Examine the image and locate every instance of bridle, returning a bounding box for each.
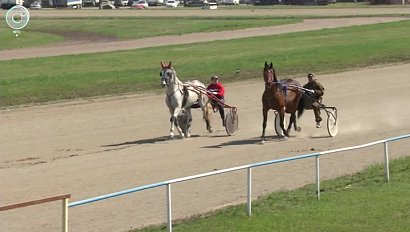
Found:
[264,67,275,87]
[160,67,174,87]
[160,67,184,99]
[264,67,288,100]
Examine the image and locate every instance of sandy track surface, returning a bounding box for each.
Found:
[1,63,410,232]
[0,17,406,61]
[1,10,409,231]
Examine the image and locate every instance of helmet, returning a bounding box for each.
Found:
[211,75,219,80]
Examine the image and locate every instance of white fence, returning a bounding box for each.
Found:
[68,134,410,232]
[1,134,409,232]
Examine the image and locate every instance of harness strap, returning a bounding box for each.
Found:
[271,81,288,103]
[181,86,189,108]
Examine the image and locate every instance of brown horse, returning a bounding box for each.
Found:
[261,62,305,142]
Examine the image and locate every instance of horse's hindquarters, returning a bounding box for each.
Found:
[302,94,315,110]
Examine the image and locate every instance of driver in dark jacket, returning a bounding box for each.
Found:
[303,73,325,128]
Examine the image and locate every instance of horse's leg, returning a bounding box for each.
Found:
[286,113,293,135]
[261,106,268,143]
[170,108,184,138]
[292,112,301,132]
[169,108,176,138]
[287,113,298,134]
[169,115,176,138]
[174,109,185,138]
[185,108,192,138]
[279,108,289,137]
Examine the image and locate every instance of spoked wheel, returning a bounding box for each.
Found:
[274,111,286,137]
[225,108,239,136]
[326,108,338,137]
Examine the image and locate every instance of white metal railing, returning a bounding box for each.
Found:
[66,134,410,232]
[4,135,407,232]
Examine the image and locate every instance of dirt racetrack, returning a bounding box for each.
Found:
[0,17,406,61]
[1,9,410,232]
[1,62,410,232]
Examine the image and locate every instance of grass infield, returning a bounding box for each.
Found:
[0,20,409,107]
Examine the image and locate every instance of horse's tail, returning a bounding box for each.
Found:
[297,94,305,119]
[200,92,210,120]
[204,102,213,120]
[201,96,213,132]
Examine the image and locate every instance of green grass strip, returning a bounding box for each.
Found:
[0,17,300,50]
[26,17,301,40]
[0,30,63,50]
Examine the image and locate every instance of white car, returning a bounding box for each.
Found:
[165,0,177,7]
[132,0,148,8]
[29,1,42,9]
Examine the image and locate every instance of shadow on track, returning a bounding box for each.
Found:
[102,135,201,147]
[202,136,287,149]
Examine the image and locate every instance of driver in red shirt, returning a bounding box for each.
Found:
[207,75,225,126]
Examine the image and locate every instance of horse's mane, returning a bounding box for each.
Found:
[171,68,177,77]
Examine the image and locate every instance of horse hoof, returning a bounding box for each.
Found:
[186,133,191,138]
[260,140,265,145]
[169,132,175,138]
[296,127,302,132]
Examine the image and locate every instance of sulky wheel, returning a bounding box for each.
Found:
[225,108,239,136]
[327,110,338,137]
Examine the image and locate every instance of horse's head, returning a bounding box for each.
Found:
[263,62,276,86]
[160,61,176,87]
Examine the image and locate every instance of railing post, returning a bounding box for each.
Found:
[62,197,69,232]
[315,155,320,200]
[384,142,390,182]
[247,167,252,217]
[166,184,172,232]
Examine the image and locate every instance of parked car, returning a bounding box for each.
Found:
[202,1,217,9]
[100,0,115,8]
[147,0,164,5]
[132,0,148,8]
[114,0,128,6]
[165,0,177,7]
[29,1,42,9]
[224,0,239,4]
